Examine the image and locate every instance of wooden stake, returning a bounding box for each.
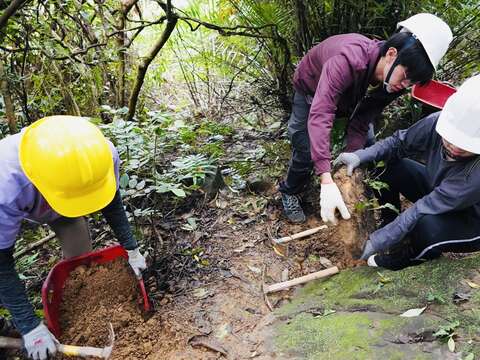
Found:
[272,225,328,245]
[263,266,339,294]
[261,265,273,311]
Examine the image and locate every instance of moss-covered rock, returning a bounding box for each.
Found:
[272,255,480,359]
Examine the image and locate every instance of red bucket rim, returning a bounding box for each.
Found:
[411,80,456,110]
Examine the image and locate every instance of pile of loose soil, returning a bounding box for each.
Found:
[57,258,160,359]
[272,167,376,271]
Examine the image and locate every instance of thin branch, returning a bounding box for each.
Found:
[14,233,56,259]
[179,15,277,39]
[220,43,264,110]
[127,0,177,121]
[0,0,27,30]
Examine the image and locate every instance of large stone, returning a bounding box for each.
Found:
[270,255,480,359]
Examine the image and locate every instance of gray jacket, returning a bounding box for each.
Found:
[355,112,480,251]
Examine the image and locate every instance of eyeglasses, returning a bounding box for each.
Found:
[400,68,412,88]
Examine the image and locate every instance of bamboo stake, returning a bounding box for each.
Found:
[272,225,328,245]
[263,266,339,294]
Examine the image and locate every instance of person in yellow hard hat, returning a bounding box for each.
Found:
[0,116,147,360]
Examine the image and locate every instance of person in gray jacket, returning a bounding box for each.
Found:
[334,74,480,270]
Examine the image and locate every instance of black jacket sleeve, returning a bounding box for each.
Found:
[101,190,138,250]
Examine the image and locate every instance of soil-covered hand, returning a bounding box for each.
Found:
[333,152,360,176]
[23,323,58,360]
[127,248,147,277]
[319,182,351,224]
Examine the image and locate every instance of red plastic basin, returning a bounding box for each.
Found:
[41,244,151,337]
[411,80,456,110]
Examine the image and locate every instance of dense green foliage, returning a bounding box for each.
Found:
[0,0,478,222]
[0,1,478,133]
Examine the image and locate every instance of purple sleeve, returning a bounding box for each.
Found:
[345,112,371,152]
[0,207,23,249]
[308,55,354,175]
[107,140,121,189]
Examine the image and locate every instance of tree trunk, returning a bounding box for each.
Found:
[127,11,177,121]
[0,0,25,29]
[294,0,311,56]
[115,14,127,107]
[0,60,17,133]
[115,0,140,108]
[51,62,81,116]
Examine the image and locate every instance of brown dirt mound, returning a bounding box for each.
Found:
[57,259,159,359]
[273,167,376,270]
[333,167,376,260]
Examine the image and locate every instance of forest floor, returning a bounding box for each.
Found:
[6,108,480,359]
[38,179,480,359]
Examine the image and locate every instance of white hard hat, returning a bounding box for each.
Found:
[397,13,453,70]
[436,75,480,154]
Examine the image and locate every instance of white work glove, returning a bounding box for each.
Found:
[320,182,351,224]
[127,248,147,277]
[333,152,361,176]
[23,323,58,360]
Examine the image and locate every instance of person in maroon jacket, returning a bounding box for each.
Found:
[279,13,453,224]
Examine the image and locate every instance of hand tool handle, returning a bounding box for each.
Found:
[0,336,22,349]
[58,343,110,357]
[0,336,110,358]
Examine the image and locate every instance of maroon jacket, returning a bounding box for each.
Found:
[293,33,403,174]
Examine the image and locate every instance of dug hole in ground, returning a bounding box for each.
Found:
[47,167,375,359]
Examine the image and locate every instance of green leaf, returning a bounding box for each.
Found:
[119,173,129,189]
[128,178,138,189]
[381,203,399,214]
[434,329,449,337]
[136,180,146,190]
[171,188,186,197]
[355,201,367,212]
[426,292,446,304]
[322,309,336,317]
[464,353,474,360]
[368,180,389,192]
[377,272,392,284]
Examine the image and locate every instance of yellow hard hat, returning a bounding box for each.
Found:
[19,116,116,217]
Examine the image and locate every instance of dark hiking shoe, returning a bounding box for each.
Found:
[281,193,306,223]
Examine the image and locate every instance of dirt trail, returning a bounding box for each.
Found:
[51,169,369,359]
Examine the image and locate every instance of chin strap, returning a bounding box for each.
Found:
[383,35,417,92]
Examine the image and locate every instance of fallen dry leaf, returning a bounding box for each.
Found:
[466,280,480,289]
[400,306,427,317]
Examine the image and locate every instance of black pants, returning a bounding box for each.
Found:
[279,92,313,194]
[279,92,375,195]
[375,158,480,270]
